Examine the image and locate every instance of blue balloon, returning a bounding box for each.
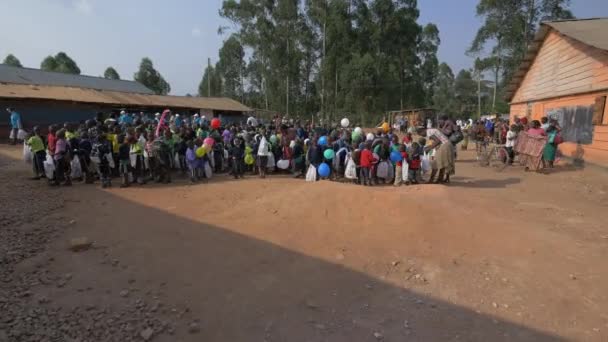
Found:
[318,163,331,178]
[390,150,403,163]
[318,136,328,146]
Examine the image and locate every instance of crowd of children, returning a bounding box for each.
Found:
[23,110,443,188]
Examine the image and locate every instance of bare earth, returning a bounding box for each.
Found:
[1,145,607,342]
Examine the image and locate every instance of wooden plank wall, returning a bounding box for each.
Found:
[512,30,608,104]
[509,91,608,167]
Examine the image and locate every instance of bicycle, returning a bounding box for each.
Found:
[478,142,510,171]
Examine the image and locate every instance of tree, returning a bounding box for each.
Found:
[469,0,574,94]
[2,54,22,67]
[198,64,223,97]
[217,35,246,100]
[432,63,456,116]
[219,0,439,123]
[454,69,478,115]
[40,52,81,74]
[133,58,171,95]
[103,67,120,80]
[418,24,441,107]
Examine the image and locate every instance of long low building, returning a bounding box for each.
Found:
[0,64,251,135]
[507,18,608,167]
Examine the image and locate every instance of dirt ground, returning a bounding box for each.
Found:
[1,145,607,342]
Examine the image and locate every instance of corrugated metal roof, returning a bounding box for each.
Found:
[0,64,154,94]
[0,83,251,112]
[505,18,608,102]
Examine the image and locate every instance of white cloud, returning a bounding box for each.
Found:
[191,27,201,37]
[73,0,93,15]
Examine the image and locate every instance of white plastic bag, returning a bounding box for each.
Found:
[401,159,409,181]
[376,161,389,179]
[223,149,229,160]
[204,161,213,178]
[305,165,317,182]
[43,154,55,179]
[421,152,431,173]
[267,153,275,169]
[23,143,32,164]
[17,129,27,140]
[70,157,82,178]
[130,154,138,168]
[105,153,115,169]
[345,155,357,180]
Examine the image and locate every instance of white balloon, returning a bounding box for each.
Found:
[355,127,363,135]
[366,133,375,141]
[341,118,350,128]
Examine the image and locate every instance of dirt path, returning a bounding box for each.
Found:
[1,145,607,341]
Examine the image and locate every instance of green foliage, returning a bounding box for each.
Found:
[198,64,223,97]
[40,52,81,74]
[218,0,441,122]
[103,67,120,80]
[217,35,246,99]
[469,0,574,106]
[133,58,171,95]
[2,54,22,67]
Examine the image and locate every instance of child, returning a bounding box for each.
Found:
[407,142,422,184]
[27,126,46,180]
[230,137,245,179]
[92,133,112,188]
[130,133,146,185]
[186,140,199,182]
[145,132,156,181]
[360,141,374,186]
[118,135,131,188]
[393,144,408,187]
[505,124,518,165]
[53,129,71,186]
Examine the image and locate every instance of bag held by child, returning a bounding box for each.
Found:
[23,143,32,164]
[305,165,317,182]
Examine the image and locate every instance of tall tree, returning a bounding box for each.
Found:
[2,54,22,67]
[133,58,171,95]
[454,69,478,116]
[103,67,120,80]
[198,64,223,97]
[418,23,441,107]
[432,63,456,116]
[40,52,81,74]
[217,35,246,100]
[469,0,574,91]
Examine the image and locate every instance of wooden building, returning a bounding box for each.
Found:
[0,65,251,137]
[506,18,608,167]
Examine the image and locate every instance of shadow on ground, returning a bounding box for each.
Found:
[1,149,563,341]
[57,184,560,341]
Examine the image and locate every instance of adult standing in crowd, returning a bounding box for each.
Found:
[7,107,22,145]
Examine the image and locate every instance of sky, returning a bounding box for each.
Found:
[1,0,608,95]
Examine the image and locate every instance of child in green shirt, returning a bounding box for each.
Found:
[26,126,46,180]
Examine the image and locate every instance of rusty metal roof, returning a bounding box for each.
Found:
[0,64,154,94]
[0,83,251,112]
[505,18,608,102]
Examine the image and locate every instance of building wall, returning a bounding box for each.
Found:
[509,29,608,167]
[510,91,608,167]
[511,30,608,104]
[0,99,111,138]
